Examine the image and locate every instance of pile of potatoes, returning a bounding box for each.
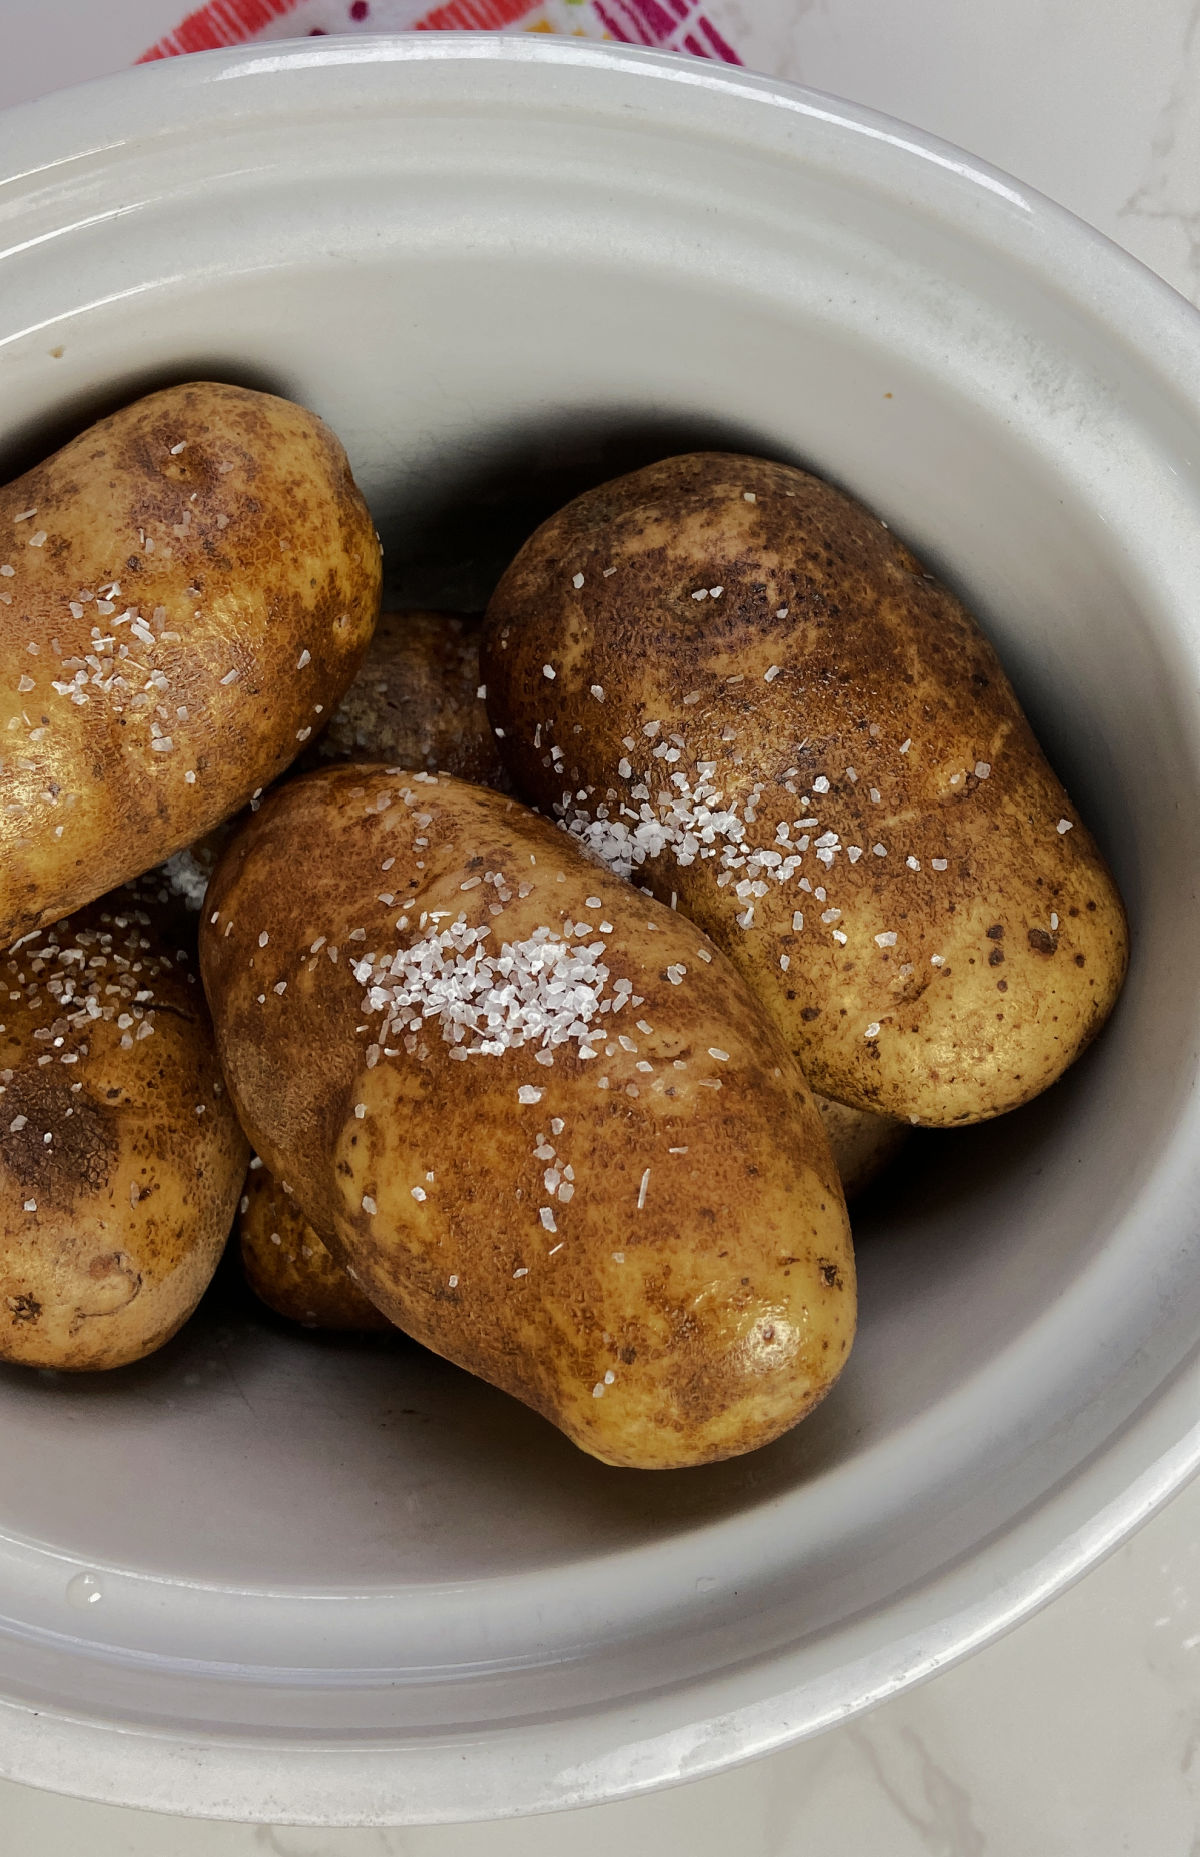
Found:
[0,384,1127,1469]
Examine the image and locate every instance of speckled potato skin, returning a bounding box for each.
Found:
[0,885,248,1369]
[307,610,510,789]
[0,381,382,949]
[481,452,1129,1125]
[247,607,507,1331]
[815,1096,908,1201]
[200,766,854,1470]
[239,1162,392,1331]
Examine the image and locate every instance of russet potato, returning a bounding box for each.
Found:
[245,608,508,1327]
[238,607,899,1325]
[200,766,854,1469]
[0,882,247,1369]
[238,1159,391,1332]
[815,1096,908,1201]
[308,609,509,789]
[0,381,381,948]
[481,452,1128,1126]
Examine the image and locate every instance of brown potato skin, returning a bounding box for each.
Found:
[0,884,247,1369]
[200,767,854,1469]
[481,452,1129,1126]
[239,1162,392,1331]
[251,609,507,1329]
[178,610,507,1330]
[307,610,510,789]
[815,1095,908,1201]
[0,382,382,949]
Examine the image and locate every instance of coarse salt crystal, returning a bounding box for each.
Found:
[542,664,556,680]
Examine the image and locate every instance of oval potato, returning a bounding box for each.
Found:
[239,1160,392,1331]
[815,1096,908,1201]
[309,614,902,1207]
[481,451,1128,1125]
[0,883,247,1369]
[168,612,509,1331]
[229,609,507,1328]
[308,609,509,789]
[200,766,854,1469]
[0,381,381,947]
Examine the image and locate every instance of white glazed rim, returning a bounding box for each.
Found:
[1,33,1200,1825]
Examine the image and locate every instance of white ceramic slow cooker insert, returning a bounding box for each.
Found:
[0,34,1199,1826]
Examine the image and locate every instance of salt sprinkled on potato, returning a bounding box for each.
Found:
[481,452,1128,1126]
[0,381,381,949]
[0,880,247,1369]
[200,767,854,1469]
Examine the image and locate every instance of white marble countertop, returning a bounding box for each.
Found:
[2,2,1200,1849]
